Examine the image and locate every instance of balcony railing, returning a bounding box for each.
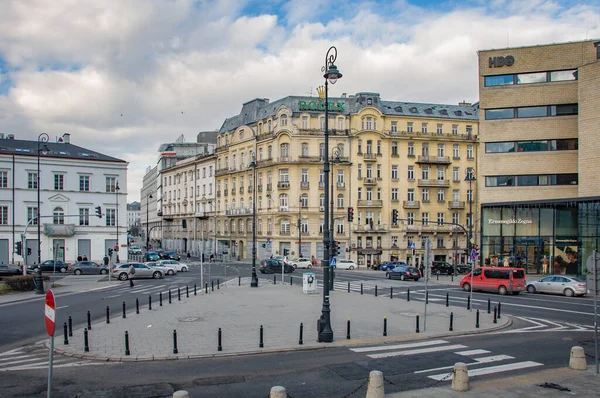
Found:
[448,201,466,209]
[231,189,236,195]
[279,231,291,236]
[357,200,383,207]
[216,191,221,197]
[278,156,291,163]
[247,186,253,193]
[363,153,377,161]
[418,179,450,188]
[301,181,310,189]
[336,182,345,189]
[267,183,273,191]
[353,223,388,233]
[277,181,290,189]
[403,200,421,209]
[239,187,244,194]
[215,168,229,177]
[416,155,452,164]
[363,177,377,185]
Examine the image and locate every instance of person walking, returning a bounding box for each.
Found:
[128,263,135,287]
[77,254,82,262]
[103,255,109,266]
[187,252,191,262]
[82,255,88,261]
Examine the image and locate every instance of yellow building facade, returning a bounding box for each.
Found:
[214,93,479,267]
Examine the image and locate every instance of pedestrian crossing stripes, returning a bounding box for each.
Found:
[492,316,594,334]
[349,339,544,381]
[0,344,110,372]
[100,281,223,298]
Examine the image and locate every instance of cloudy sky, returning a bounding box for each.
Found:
[0,0,598,201]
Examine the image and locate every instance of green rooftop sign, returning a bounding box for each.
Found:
[298,101,345,112]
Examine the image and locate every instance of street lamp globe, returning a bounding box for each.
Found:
[324,64,342,84]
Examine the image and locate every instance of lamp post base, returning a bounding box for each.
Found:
[250,271,259,288]
[317,314,334,343]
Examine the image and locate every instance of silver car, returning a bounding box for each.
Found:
[113,263,163,280]
[527,276,587,297]
[145,261,175,276]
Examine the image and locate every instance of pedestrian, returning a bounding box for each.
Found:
[103,255,109,266]
[83,255,88,261]
[504,257,510,267]
[419,262,425,277]
[209,254,214,262]
[187,252,191,261]
[77,254,82,262]
[128,263,135,287]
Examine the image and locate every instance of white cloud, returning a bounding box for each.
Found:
[0,0,598,201]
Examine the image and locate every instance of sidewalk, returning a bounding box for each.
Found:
[387,367,600,397]
[52,278,508,361]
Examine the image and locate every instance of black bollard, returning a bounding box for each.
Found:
[493,306,497,324]
[173,330,178,354]
[348,282,350,293]
[467,296,471,310]
[106,306,110,324]
[487,298,491,314]
[84,328,89,352]
[437,273,439,281]
[375,285,378,297]
[205,282,208,294]
[63,322,69,345]
[259,325,264,348]
[218,328,222,351]
[178,287,181,301]
[299,323,303,345]
[212,281,214,291]
[449,312,454,331]
[290,276,293,286]
[451,274,454,282]
[498,302,502,319]
[160,292,163,306]
[217,279,220,289]
[168,289,172,304]
[149,295,152,310]
[87,310,91,330]
[476,309,480,328]
[239,276,241,286]
[416,314,420,333]
[383,316,388,336]
[125,331,130,356]
[122,301,126,318]
[446,293,449,307]
[426,291,429,304]
[361,283,363,295]
[273,275,276,285]
[68,316,73,337]
[186,286,189,298]
[346,318,351,339]
[136,298,140,314]
[390,286,393,299]
[407,288,410,302]
[194,284,197,295]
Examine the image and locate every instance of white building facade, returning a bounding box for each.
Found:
[0,134,128,265]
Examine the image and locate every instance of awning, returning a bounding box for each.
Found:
[43,224,76,237]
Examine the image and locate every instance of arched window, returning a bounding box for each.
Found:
[337,194,344,208]
[224,221,228,233]
[279,194,289,211]
[224,200,229,211]
[231,220,236,233]
[280,143,290,158]
[239,130,244,140]
[258,196,262,209]
[280,114,288,126]
[53,207,65,225]
[268,145,272,159]
[239,219,244,233]
[259,148,263,161]
[300,193,308,207]
[280,219,290,234]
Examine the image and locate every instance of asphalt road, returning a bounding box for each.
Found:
[0,324,597,397]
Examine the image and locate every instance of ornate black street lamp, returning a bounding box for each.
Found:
[317,46,342,343]
[36,133,49,267]
[329,147,342,290]
[250,150,259,288]
[146,192,153,250]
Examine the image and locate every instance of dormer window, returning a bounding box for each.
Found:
[367,98,372,105]
[280,114,288,126]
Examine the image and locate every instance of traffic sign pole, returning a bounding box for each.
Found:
[45,290,56,398]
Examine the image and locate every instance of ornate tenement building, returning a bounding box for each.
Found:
[214,92,479,267]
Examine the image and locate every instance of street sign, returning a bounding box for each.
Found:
[409,242,415,249]
[471,249,477,261]
[45,290,56,337]
[329,257,337,268]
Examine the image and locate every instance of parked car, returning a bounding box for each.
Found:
[128,246,142,255]
[0,264,34,277]
[386,265,421,281]
[156,260,189,272]
[456,264,472,274]
[259,259,294,274]
[113,263,163,280]
[527,276,587,297]
[334,259,357,270]
[381,261,406,272]
[28,260,70,273]
[143,252,160,262]
[272,255,292,265]
[68,261,109,275]
[156,249,166,259]
[431,261,454,275]
[164,251,181,261]
[145,261,174,276]
[289,258,312,269]
[460,267,526,295]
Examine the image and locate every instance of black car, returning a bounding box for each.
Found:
[28,260,70,273]
[386,265,421,281]
[456,264,472,274]
[259,259,294,274]
[165,251,181,261]
[430,261,454,275]
[0,264,33,277]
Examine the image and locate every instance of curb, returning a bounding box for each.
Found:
[47,316,513,362]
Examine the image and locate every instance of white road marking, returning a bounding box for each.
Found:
[415,355,515,374]
[428,361,543,381]
[0,355,32,362]
[55,305,69,310]
[350,340,448,353]
[103,294,121,299]
[0,349,22,357]
[454,349,490,356]
[367,344,468,359]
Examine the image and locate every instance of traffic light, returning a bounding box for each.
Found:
[392,209,398,224]
[27,247,32,255]
[15,241,22,256]
[108,248,114,257]
[95,206,102,218]
[335,241,341,257]
[347,207,354,222]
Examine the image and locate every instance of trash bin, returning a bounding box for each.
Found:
[303,272,317,294]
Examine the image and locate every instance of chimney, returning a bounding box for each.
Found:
[0,133,4,139]
[61,133,70,144]
[7,134,14,140]
[458,101,472,107]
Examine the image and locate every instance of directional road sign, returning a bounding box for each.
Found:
[409,242,415,249]
[471,249,477,261]
[329,257,337,268]
[45,290,56,337]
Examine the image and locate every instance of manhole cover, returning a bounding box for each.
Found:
[179,317,202,322]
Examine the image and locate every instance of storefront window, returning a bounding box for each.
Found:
[539,208,554,236]
[502,208,515,236]
[555,207,578,236]
[482,207,501,236]
[515,208,539,236]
